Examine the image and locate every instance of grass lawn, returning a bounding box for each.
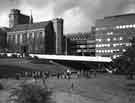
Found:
[0,58,68,77]
[0,58,135,103]
[47,74,135,103]
[0,74,135,103]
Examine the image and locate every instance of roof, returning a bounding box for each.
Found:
[9,21,51,32]
[95,13,135,27]
[104,13,135,19]
[66,32,95,40]
[29,54,112,63]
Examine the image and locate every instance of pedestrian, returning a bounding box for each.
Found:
[93,70,96,77]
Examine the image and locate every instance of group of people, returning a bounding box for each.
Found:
[14,69,97,81]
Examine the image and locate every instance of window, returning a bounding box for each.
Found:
[126,25,130,28]
[101,44,104,47]
[96,28,99,31]
[116,26,119,29]
[113,37,116,41]
[122,49,126,52]
[130,24,133,28]
[107,44,110,47]
[119,37,123,40]
[77,49,81,52]
[101,50,104,53]
[80,45,85,48]
[27,33,30,39]
[119,25,122,29]
[119,43,123,46]
[110,50,113,53]
[107,32,113,35]
[113,44,116,47]
[96,39,102,42]
[32,32,34,38]
[107,38,111,42]
[113,55,117,59]
[20,34,22,43]
[107,50,109,53]
[123,25,126,29]
[117,49,119,52]
[125,43,131,46]
[133,24,135,28]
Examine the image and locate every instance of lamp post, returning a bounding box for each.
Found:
[65,37,68,55]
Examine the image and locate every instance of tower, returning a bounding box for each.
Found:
[9,9,20,28]
[29,10,33,24]
[52,18,64,55]
[9,9,30,28]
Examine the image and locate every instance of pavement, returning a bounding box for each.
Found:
[53,91,92,103]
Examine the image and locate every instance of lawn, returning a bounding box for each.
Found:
[0,58,68,77]
[0,74,135,103]
[0,58,135,103]
[47,74,135,103]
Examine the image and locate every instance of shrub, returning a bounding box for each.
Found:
[0,53,7,58]
[34,56,39,59]
[11,54,17,58]
[0,83,4,90]
[9,83,52,103]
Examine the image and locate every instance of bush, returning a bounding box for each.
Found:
[0,53,7,58]
[11,54,18,58]
[34,56,39,59]
[0,83,4,90]
[9,83,52,103]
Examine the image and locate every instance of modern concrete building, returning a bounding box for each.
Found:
[95,14,135,58]
[65,32,95,56]
[7,9,64,55]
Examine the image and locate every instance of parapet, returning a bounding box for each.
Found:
[52,18,63,23]
[10,9,20,14]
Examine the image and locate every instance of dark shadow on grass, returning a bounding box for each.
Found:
[126,83,135,87]
[0,65,41,78]
[30,59,54,65]
[126,83,135,92]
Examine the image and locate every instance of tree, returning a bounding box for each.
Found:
[9,83,53,103]
[113,37,135,79]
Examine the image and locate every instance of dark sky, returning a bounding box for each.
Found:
[0,0,135,33]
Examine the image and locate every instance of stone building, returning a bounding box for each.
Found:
[95,13,135,58]
[7,9,64,55]
[9,9,31,28]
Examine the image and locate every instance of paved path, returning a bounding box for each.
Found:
[52,91,105,103]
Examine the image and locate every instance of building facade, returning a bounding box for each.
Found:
[65,32,95,56]
[7,22,56,54]
[52,18,64,54]
[7,9,64,55]
[9,9,31,28]
[95,14,135,58]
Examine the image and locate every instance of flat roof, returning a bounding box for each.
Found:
[104,13,135,19]
[29,54,112,63]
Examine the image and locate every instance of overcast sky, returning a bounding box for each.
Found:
[0,0,135,33]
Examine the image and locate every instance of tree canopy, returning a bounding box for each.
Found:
[113,37,135,75]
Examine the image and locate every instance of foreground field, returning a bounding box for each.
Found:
[0,74,135,103]
[0,58,135,103]
[0,58,68,77]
